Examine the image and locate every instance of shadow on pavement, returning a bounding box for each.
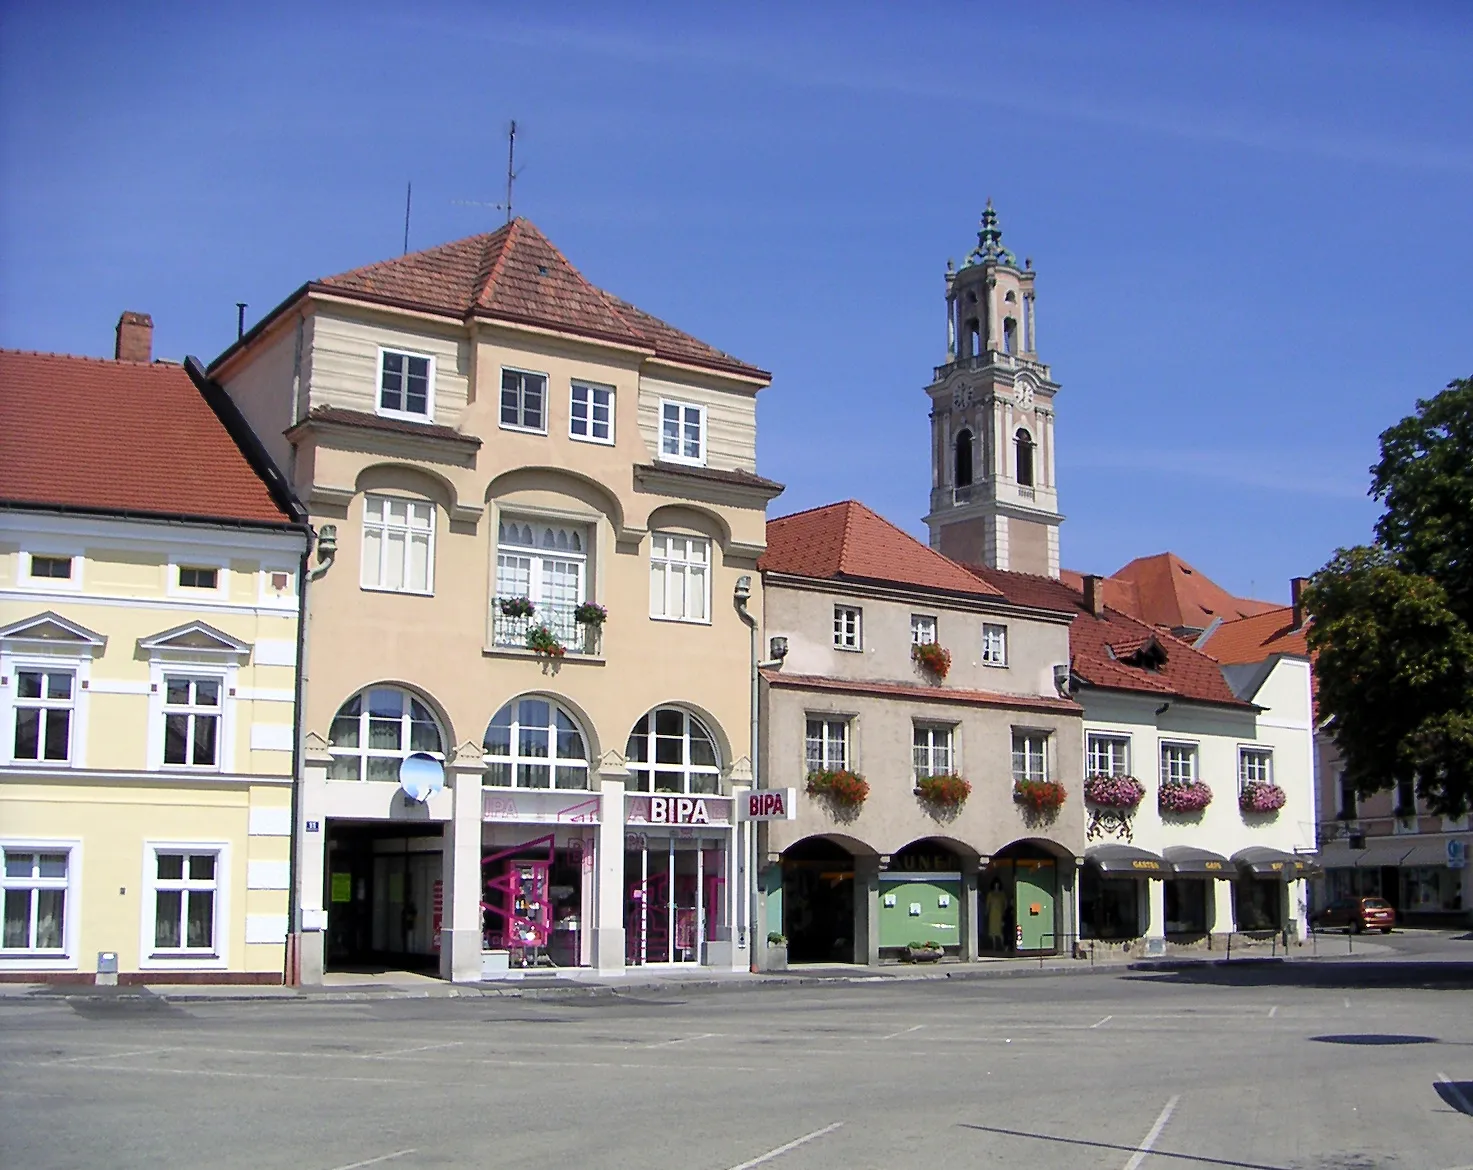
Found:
[1435,1080,1473,1116]
[1309,1033,1438,1045]
[1125,959,1473,990]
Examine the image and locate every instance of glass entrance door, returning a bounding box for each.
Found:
[624,836,725,964]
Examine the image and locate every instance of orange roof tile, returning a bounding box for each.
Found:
[308,218,768,381]
[0,350,294,526]
[761,501,1003,598]
[1198,607,1310,664]
[1105,552,1279,631]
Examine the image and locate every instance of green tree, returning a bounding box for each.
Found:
[1304,377,1473,816]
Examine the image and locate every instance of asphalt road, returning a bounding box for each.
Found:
[2,962,1470,1170]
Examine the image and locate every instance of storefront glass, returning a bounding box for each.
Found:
[1163,879,1208,935]
[481,833,592,967]
[1081,869,1141,940]
[625,834,726,964]
[1234,877,1284,931]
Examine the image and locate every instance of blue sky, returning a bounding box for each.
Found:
[3,2,1469,602]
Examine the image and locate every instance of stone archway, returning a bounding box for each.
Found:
[781,837,859,964]
[983,839,1072,956]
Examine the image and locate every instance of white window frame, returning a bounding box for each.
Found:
[2,644,97,770]
[1160,741,1198,786]
[805,717,851,772]
[377,346,436,423]
[913,723,954,779]
[10,663,76,766]
[1011,730,1049,783]
[1238,747,1273,790]
[1086,733,1131,777]
[0,839,80,971]
[910,614,937,645]
[500,366,549,434]
[495,519,589,643]
[658,399,707,466]
[483,697,592,790]
[166,555,228,602]
[360,494,436,596]
[833,606,862,651]
[139,841,229,970]
[981,623,1008,667]
[326,687,446,783]
[18,548,82,592]
[625,707,722,795]
[569,381,615,445]
[649,532,711,624]
[160,673,226,771]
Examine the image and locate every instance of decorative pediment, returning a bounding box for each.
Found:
[138,620,253,662]
[0,611,108,655]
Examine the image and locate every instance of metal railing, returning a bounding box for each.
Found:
[493,603,599,655]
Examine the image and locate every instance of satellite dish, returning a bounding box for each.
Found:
[399,753,444,802]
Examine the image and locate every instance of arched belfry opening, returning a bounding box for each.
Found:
[1003,316,1017,355]
[1015,427,1035,487]
[954,429,974,489]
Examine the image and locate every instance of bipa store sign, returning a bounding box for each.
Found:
[649,796,712,825]
[737,788,798,821]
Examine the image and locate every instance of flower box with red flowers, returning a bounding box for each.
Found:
[1159,779,1213,813]
[525,624,566,659]
[806,769,870,809]
[1013,779,1067,813]
[1239,781,1287,813]
[911,641,952,681]
[915,773,971,809]
[1083,774,1146,809]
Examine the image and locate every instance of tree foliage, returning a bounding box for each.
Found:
[1304,378,1473,815]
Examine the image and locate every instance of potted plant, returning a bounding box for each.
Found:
[1159,778,1213,814]
[1239,781,1287,814]
[806,769,869,811]
[765,931,788,972]
[1013,778,1067,813]
[499,596,535,618]
[916,773,971,810]
[573,601,607,627]
[911,641,952,681]
[905,940,945,963]
[525,624,566,659]
[1084,774,1146,809]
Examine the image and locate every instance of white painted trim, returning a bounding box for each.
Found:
[657,398,708,466]
[0,837,82,970]
[375,345,438,425]
[165,556,229,603]
[137,840,231,970]
[245,913,288,944]
[145,662,237,773]
[498,365,551,435]
[568,379,617,446]
[0,766,290,786]
[1,650,92,769]
[235,687,295,703]
[17,548,84,592]
[85,679,151,696]
[250,723,294,752]
[248,806,292,836]
[0,509,304,556]
[0,589,300,621]
[246,860,290,890]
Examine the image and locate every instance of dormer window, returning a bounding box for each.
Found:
[1015,428,1035,487]
[378,349,433,421]
[659,400,706,465]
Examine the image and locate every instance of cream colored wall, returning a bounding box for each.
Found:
[637,373,759,472]
[219,317,301,472]
[309,307,472,428]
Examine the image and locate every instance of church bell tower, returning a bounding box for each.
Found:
[922,201,1062,578]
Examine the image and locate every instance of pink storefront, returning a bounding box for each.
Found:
[624,794,736,966]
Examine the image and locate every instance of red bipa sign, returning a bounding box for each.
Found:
[737,788,797,821]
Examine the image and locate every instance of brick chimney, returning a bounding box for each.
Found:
[1083,574,1105,617]
[1291,576,1309,629]
[115,311,153,363]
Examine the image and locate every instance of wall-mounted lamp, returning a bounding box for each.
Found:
[316,524,338,561]
[734,575,752,603]
[1052,663,1070,695]
[769,636,788,661]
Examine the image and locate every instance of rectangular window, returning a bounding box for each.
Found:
[28,555,72,580]
[500,368,547,432]
[834,606,862,651]
[981,623,1008,666]
[649,533,710,622]
[1338,772,1357,819]
[805,718,849,772]
[1239,748,1273,788]
[151,851,218,953]
[361,495,434,594]
[1086,734,1130,777]
[1395,777,1416,818]
[13,669,74,764]
[379,349,432,419]
[494,520,588,647]
[1160,742,1197,785]
[659,400,705,464]
[162,676,221,768]
[913,724,954,778]
[910,614,937,645]
[2,849,67,952]
[570,382,614,443]
[177,566,219,590]
[1012,731,1048,782]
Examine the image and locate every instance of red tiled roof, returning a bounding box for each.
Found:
[311,219,768,381]
[1059,568,1140,617]
[1198,607,1310,664]
[0,350,292,526]
[1101,552,1280,631]
[762,670,1081,716]
[760,501,1003,598]
[965,565,1253,709]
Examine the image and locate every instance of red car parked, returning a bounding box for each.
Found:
[1313,896,1396,933]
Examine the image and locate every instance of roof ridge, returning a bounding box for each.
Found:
[769,499,856,525]
[0,348,176,370]
[472,220,518,306]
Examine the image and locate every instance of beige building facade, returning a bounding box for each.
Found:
[212,220,779,981]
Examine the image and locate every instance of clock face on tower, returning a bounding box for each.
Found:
[1014,381,1035,407]
[952,387,974,410]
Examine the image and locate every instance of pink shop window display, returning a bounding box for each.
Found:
[482,834,588,968]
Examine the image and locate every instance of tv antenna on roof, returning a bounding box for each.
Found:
[451,120,522,226]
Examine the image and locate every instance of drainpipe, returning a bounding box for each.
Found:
[734,576,759,971]
[285,540,312,985]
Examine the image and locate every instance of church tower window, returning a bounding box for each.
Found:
[1015,428,1035,487]
[954,430,974,489]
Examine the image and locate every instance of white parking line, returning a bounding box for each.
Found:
[644,1032,718,1048]
[1091,1015,1113,1029]
[1438,1073,1473,1115]
[1122,1095,1179,1170]
[725,1122,844,1170]
[1268,1006,1278,1018]
[325,1151,416,1170]
[362,1042,461,1059]
[880,1024,924,1040]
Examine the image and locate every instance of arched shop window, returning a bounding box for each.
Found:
[483,696,590,789]
[327,687,444,781]
[626,707,720,794]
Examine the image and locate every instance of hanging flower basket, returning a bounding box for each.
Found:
[1159,778,1213,813]
[806,769,869,810]
[573,601,607,627]
[1084,774,1146,809]
[915,773,971,810]
[525,624,566,659]
[1239,781,1287,814]
[911,641,952,681]
[499,596,535,618]
[1013,779,1067,813]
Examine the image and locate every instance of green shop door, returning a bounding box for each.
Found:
[1014,859,1057,952]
